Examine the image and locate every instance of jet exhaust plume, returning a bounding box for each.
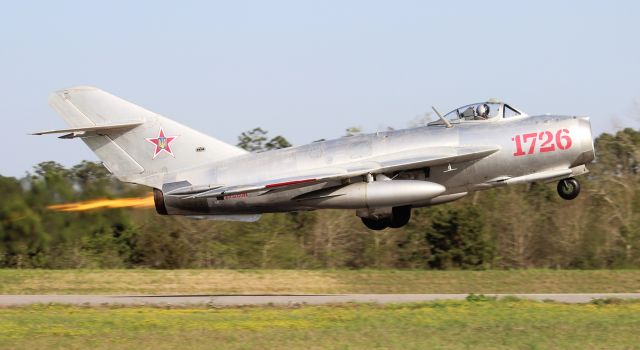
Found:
[47,194,154,212]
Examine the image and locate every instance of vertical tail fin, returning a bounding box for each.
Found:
[47,86,247,188]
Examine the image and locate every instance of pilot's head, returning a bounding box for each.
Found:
[476,104,490,118]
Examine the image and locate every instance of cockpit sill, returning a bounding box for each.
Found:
[428,101,528,127]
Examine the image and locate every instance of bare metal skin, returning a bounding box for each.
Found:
[36,88,594,230]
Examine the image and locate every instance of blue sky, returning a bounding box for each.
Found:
[1,0,639,177]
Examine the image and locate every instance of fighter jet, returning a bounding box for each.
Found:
[34,86,595,230]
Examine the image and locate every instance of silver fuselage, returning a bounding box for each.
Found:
[162,114,595,215]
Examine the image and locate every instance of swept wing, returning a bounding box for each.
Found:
[183,145,499,199]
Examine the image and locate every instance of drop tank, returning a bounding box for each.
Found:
[293,180,446,209]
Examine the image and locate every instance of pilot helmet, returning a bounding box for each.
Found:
[476,103,490,117]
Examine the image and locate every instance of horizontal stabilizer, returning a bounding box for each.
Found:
[32,120,144,136]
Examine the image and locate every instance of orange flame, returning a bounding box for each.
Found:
[47,194,155,212]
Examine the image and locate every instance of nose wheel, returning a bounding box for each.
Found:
[557,178,580,200]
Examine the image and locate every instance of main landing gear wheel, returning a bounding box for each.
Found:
[557,178,580,200]
[389,206,412,228]
[361,206,413,230]
[361,217,391,231]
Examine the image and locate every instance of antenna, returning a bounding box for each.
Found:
[432,106,453,128]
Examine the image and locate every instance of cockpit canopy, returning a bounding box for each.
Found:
[428,101,526,126]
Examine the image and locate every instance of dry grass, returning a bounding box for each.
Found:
[1,269,640,295]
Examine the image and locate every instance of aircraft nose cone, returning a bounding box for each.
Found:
[577,116,596,164]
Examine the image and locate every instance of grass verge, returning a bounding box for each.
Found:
[1,299,639,349]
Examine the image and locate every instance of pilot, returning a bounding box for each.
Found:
[475,104,490,120]
[461,106,476,120]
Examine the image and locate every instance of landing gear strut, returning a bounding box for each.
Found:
[360,206,412,230]
[557,178,580,200]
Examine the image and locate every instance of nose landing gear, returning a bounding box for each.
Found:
[557,178,580,200]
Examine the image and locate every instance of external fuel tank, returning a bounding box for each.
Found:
[293,180,446,209]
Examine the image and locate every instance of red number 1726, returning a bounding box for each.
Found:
[513,129,572,156]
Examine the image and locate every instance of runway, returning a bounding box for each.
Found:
[2,293,640,306]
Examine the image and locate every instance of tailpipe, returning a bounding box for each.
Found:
[153,188,168,215]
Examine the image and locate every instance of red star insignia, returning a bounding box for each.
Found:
[145,128,177,159]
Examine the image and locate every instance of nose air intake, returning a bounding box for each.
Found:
[574,117,596,166]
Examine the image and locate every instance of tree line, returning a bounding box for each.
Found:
[1,127,639,269]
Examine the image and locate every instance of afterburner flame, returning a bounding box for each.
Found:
[47,194,154,212]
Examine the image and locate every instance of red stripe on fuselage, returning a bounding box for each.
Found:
[265,179,317,189]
